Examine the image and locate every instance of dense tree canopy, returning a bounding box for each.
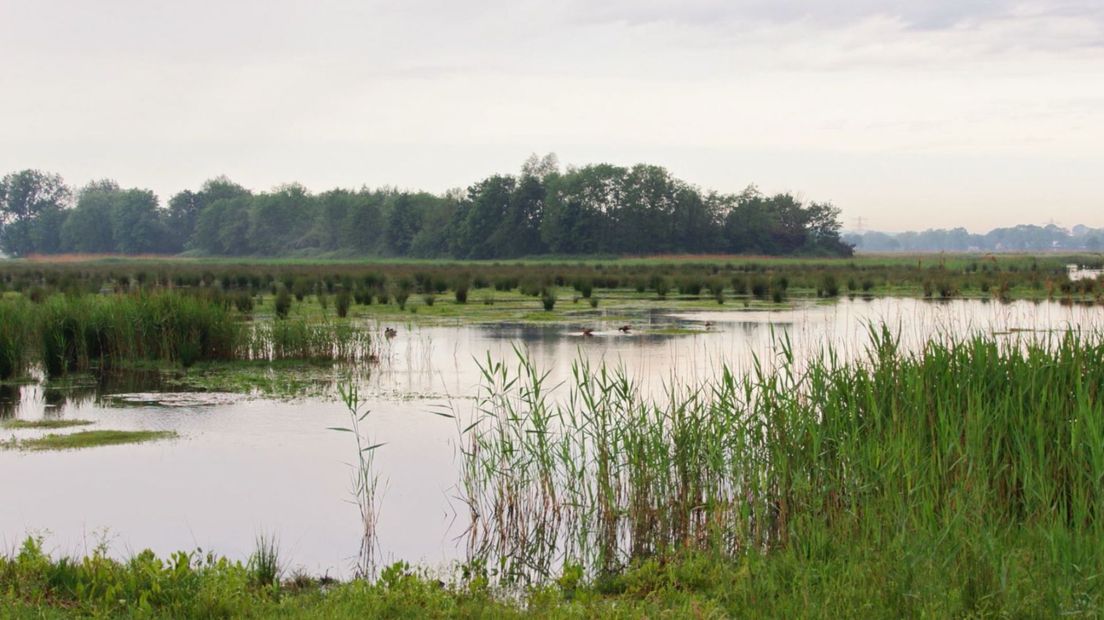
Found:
[0,157,855,258]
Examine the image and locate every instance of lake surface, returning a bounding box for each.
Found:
[2,298,1102,577]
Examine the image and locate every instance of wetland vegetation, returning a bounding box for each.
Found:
[1,255,1102,617]
[6,429,179,451]
[3,329,1104,616]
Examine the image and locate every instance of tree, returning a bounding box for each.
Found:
[381,194,424,256]
[169,177,251,252]
[192,196,253,255]
[248,184,313,255]
[541,164,625,254]
[456,175,515,258]
[60,181,121,253]
[341,191,386,254]
[0,170,71,256]
[110,189,166,254]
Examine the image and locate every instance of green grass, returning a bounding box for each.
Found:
[0,536,1097,618]
[0,291,378,379]
[10,429,178,451]
[1,419,94,430]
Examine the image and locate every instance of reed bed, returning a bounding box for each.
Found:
[458,329,1104,583]
[0,292,375,376]
[244,320,374,363]
[0,255,1100,306]
[0,298,33,380]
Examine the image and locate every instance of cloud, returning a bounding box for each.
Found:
[0,0,1102,230]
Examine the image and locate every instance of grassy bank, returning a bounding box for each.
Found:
[2,535,1094,618]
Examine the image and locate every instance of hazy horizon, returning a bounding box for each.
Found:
[3,0,1102,232]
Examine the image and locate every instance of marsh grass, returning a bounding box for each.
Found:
[38,293,240,375]
[0,292,376,375]
[12,429,178,450]
[333,384,383,578]
[458,329,1104,584]
[1,419,94,429]
[246,320,373,363]
[0,299,32,380]
[247,534,282,588]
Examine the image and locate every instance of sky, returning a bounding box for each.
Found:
[1,0,1102,233]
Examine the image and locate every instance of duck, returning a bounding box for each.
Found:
[384,327,397,339]
[618,325,631,333]
[582,328,595,337]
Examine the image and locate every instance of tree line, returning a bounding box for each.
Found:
[845,224,1104,253]
[0,155,852,259]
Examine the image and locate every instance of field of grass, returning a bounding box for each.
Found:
[2,253,1101,310]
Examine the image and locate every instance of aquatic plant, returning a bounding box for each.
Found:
[458,329,1104,583]
[333,384,383,578]
[247,534,282,589]
[0,299,32,380]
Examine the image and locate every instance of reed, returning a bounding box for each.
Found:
[0,299,32,380]
[458,329,1104,583]
[2,291,375,374]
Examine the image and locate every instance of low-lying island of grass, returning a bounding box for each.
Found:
[3,429,178,451]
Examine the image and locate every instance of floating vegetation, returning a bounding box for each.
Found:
[458,329,1104,583]
[9,429,179,451]
[1,419,94,430]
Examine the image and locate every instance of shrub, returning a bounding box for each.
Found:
[335,289,352,318]
[275,287,292,319]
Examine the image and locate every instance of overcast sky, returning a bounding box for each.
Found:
[2,1,1102,232]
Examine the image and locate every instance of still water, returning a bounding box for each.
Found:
[2,298,1101,576]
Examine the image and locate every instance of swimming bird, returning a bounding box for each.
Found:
[582,328,595,337]
[618,325,631,333]
[384,327,397,339]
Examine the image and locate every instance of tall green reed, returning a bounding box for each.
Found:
[0,299,32,380]
[3,292,376,376]
[334,384,383,578]
[458,328,1104,582]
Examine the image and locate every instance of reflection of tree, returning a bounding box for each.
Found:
[0,384,20,419]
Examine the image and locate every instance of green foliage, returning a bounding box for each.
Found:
[0,298,32,379]
[0,157,854,259]
[274,287,292,319]
[334,289,352,318]
[3,290,374,372]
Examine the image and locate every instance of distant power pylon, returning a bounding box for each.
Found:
[853,217,866,233]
